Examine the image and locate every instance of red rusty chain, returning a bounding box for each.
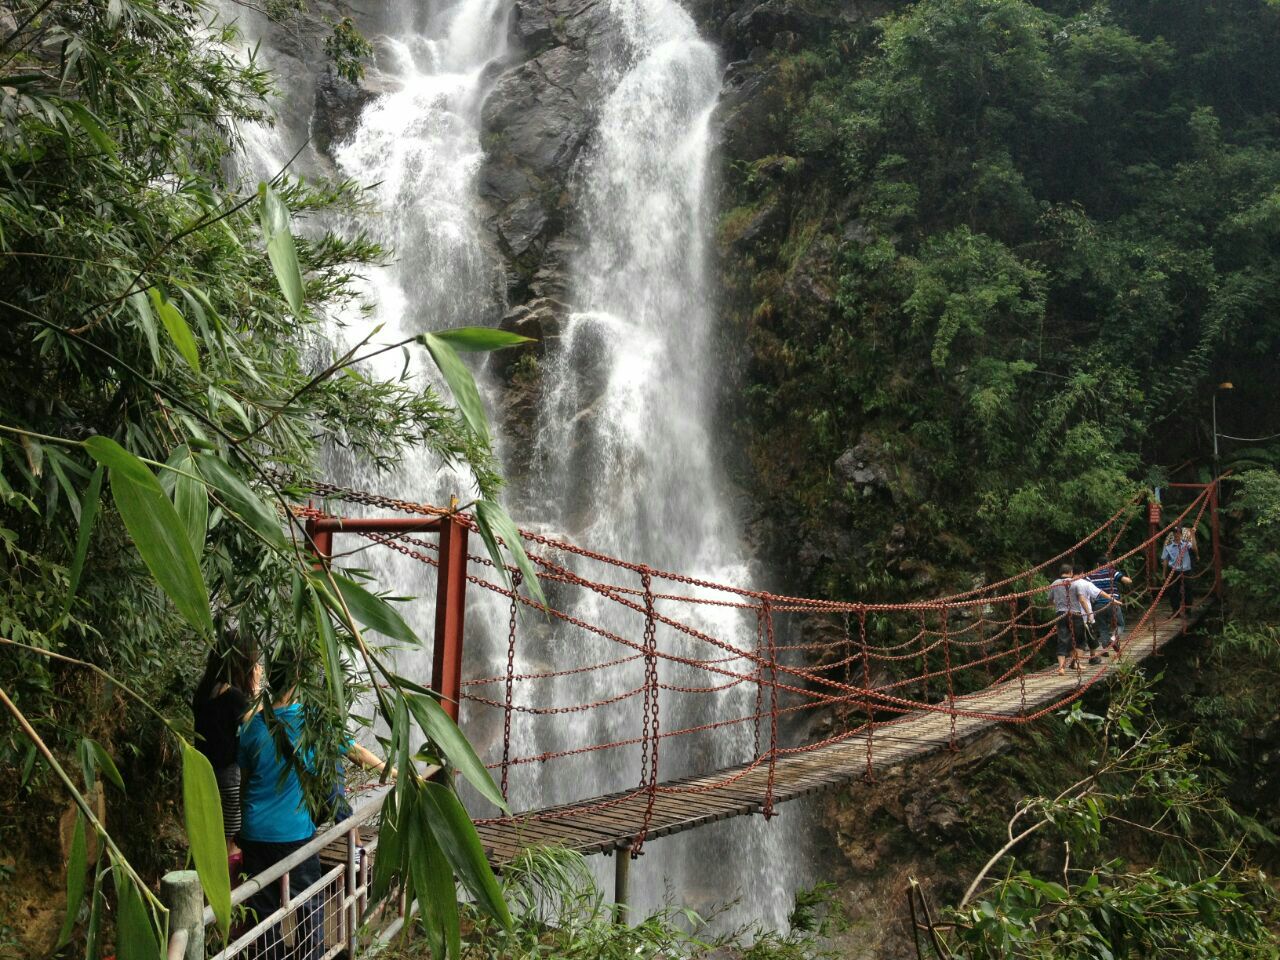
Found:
[281,474,1221,826]
[501,570,521,801]
[633,569,660,855]
[761,598,779,819]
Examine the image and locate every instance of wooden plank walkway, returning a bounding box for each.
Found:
[477,603,1204,864]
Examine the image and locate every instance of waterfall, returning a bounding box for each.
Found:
[512,0,818,929]
[221,0,819,933]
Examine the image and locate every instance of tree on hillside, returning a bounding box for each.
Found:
[908,670,1278,959]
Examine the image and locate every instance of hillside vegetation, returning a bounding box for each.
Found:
[719,0,1280,597]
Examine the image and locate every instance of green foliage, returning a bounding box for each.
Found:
[948,867,1275,959]
[724,0,1280,597]
[0,0,533,952]
[1223,469,1280,617]
[919,670,1279,958]
[322,15,374,84]
[395,846,844,960]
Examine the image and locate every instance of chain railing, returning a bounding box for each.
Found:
[178,473,1226,960]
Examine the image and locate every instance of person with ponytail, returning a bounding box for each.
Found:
[192,628,260,853]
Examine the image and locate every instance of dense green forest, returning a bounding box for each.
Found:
[722,0,1280,595]
[715,0,1280,953]
[2,0,1280,955]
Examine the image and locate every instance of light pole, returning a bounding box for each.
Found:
[1212,381,1233,476]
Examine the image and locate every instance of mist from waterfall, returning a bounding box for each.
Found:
[514,0,818,930]
[220,0,818,933]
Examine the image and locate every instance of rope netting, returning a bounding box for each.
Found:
[289,478,1220,853]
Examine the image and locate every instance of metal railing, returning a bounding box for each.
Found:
[166,785,396,960]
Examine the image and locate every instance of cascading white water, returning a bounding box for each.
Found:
[512,0,818,928]
[314,0,519,703]
[222,0,821,932]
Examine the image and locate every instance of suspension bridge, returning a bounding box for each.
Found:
[182,477,1224,959]
[297,477,1222,862]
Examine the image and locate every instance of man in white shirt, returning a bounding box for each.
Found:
[1048,563,1119,675]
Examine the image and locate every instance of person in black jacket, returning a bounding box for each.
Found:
[192,629,259,853]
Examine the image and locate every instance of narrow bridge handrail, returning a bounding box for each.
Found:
[199,782,392,927]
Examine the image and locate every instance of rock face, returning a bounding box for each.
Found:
[313,70,377,156]
[835,436,892,493]
[478,0,617,304]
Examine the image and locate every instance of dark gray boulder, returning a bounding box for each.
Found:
[313,70,377,156]
[478,0,618,298]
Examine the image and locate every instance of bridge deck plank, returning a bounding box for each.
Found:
[479,605,1200,865]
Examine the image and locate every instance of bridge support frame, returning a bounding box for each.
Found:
[1146,479,1226,601]
[303,511,470,722]
[614,844,632,926]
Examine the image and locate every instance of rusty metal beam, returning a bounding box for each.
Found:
[307,516,445,535]
[433,517,470,723]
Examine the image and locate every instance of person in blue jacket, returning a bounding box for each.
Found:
[238,654,388,959]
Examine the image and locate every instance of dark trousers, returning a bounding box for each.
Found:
[1094,604,1118,645]
[240,837,324,960]
[1170,572,1193,612]
[1056,614,1098,660]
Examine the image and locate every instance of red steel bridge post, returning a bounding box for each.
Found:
[302,512,470,722]
[432,517,470,723]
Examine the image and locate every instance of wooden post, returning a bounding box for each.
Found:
[346,827,360,957]
[160,871,204,960]
[433,517,470,723]
[614,845,631,926]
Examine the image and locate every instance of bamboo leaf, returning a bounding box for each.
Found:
[65,102,117,157]
[432,327,535,352]
[405,693,508,813]
[312,593,346,711]
[369,790,400,905]
[62,464,102,620]
[19,744,37,788]
[84,862,104,960]
[408,794,461,960]
[191,453,285,549]
[393,695,411,814]
[76,738,96,792]
[148,288,201,373]
[474,500,546,609]
[85,738,124,792]
[113,865,161,960]
[421,780,510,924]
[258,182,305,316]
[128,291,163,370]
[170,449,208,554]
[418,331,489,441]
[56,813,87,948]
[320,573,418,646]
[181,741,232,939]
[84,436,212,635]
[46,447,83,523]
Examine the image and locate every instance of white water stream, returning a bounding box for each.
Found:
[223,0,819,932]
